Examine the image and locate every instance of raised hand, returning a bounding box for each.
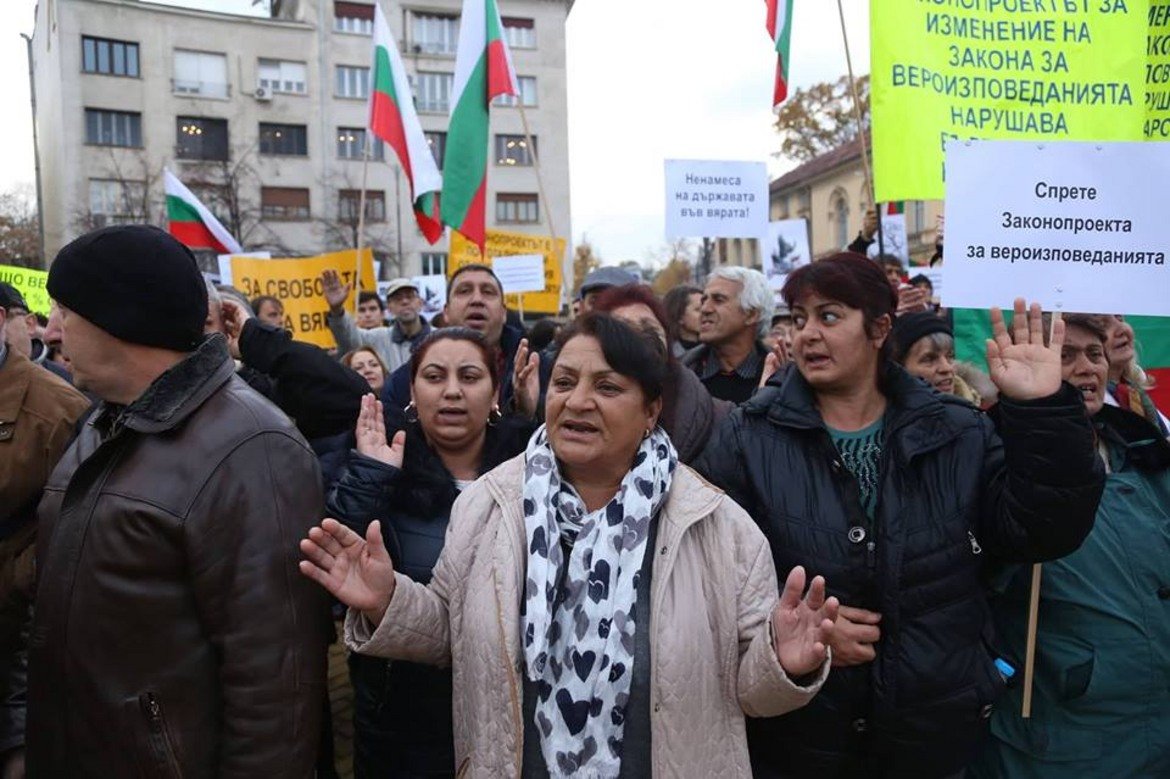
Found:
[512,338,541,419]
[896,285,929,316]
[299,518,396,625]
[220,298,251,360]
[826,605,882,667]
[986,298,1064,401]
[759,340,790,388]
[321,269,352,313]
[355,394,404,468]
[771,566,839,678]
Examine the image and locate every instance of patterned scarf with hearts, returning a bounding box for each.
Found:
[522,424,677,776]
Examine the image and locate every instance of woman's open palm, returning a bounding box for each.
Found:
[772,566,839,678]
[355,394,405,468]
[299,519,396,623]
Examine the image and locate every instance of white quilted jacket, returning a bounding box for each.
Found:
[345,455,829,777]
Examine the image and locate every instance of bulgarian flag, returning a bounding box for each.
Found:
[954,311,1170,412]
[440,0,519,250]
[766,0,794,111]
[164,170,241,254]
[370,5,444,243]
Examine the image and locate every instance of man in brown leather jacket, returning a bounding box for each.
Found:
[27,226,331,777]
[0,283,90,776]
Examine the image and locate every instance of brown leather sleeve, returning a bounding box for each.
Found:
[184,430,331,777]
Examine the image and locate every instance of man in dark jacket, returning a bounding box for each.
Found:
[381,264,523,411]
[682,266,773,404]
[28,226,331,777]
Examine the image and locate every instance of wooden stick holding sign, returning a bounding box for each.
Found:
[1021,309,1062,719]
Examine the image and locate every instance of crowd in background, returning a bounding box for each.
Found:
[1,214,1167,777]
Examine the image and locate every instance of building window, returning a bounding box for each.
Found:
[502,17,536,49]
[337,127,384,160]
[911,201,926,234]
[496,193,539,224]
[415,72,454,113]
[333,1,374,34]
[495,134,535,166]
[421,252,447,276]
[335,65,370,99]
[173,50,229,98]
[339,190,386,222]
[175,117,228,161]
[261,187,310,221]
[88,178,145,224]
[413,13,459,55]
[82,36,139,77]
[259,123,308,156]
[84,109,142,147]
[258,59,307,95]
[425,131,446,168]
[832,195,850,249]
[493,76,537,107]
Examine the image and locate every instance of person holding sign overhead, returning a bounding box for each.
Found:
[696,252,1105,778]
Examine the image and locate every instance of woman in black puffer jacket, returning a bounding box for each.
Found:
[695,254,1105,778]
[327,328,534,778]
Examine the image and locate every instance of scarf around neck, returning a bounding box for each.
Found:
[522,424,677,777]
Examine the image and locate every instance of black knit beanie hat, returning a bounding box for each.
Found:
[892,312,952,361]
[47,225,208,352]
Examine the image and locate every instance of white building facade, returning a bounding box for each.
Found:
[32,0,572,283]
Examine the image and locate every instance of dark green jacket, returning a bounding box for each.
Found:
[974,406,1170,778]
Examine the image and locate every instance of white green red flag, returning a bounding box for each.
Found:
[164,169,241,254]
[440,0,519,250]
[370,5,444,243]
[766,0,794,111]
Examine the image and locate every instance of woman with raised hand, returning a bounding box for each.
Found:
[325,328,534,778]
[695,252,1105,778]
[972,314,1170,778]
[302,313,838,778]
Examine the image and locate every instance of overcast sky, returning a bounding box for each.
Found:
[0,0,870,263]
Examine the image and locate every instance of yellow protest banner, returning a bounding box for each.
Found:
[1150,2,1170,138]
[229,248,375,348]
[449,229,565,314]
[872,2,1147,202]
[0,265,50,316]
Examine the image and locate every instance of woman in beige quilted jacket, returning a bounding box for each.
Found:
[301,313,838,778]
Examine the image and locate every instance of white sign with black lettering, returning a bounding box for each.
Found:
[491,254,546,294]
[664,159,769,240]
[945,140,1170,317]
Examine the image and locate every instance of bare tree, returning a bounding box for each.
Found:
[0,184,41,268]
[72,150,162,234]
[179,142,293,256]
[317,168,402,278]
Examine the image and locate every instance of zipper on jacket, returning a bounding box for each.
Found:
[967,531,983,556]
[139,692,181,778]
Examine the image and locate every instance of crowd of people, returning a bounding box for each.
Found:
[1,220,1167,777]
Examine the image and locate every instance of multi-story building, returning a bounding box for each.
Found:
[31,0,572,283]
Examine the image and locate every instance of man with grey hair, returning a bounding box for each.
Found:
[682,266,774,404]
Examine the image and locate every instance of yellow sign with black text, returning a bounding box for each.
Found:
[229,249,376,348]
[449,229,565,315]
[0,265,50,316]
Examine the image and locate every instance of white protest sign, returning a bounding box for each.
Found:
[216,252,270,286]
[409,274,448,322]
[664,160,768,240]
[764,218,811,289]
[867,214,910,264]
[945,140,1170,316]
[491,254,546,294]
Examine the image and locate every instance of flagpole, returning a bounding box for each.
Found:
[355,129,371,316]
[835,0,876,213]
[516,101,561,319]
